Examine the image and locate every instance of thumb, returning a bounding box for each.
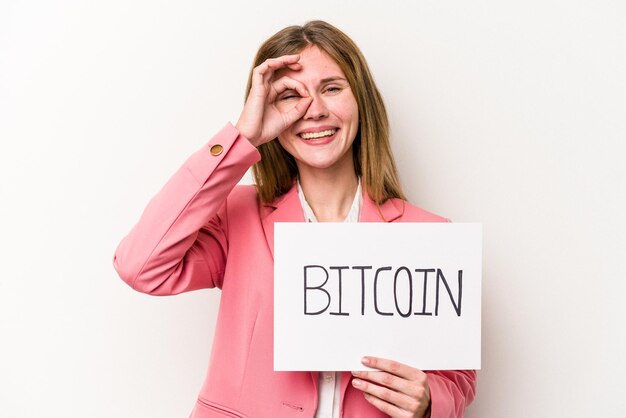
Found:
[282,96,313,127]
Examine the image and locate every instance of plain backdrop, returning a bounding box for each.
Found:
[1,1,625,417]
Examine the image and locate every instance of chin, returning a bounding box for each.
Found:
[296,151,354,172]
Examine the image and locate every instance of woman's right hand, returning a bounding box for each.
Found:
[236,54,313,147]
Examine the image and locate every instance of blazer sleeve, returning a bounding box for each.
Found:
[112,123,261,295]
[427,370,477,418]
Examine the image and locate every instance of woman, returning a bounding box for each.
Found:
[113,20,476,418]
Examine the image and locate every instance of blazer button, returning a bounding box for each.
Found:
[209,144,223,156]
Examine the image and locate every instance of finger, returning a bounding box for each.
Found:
[352,378,424,414]
[362,393,408,418]
[362,356,423,381]
[255,55,301,82]
[249,55,304,103]
[352,370,419,397]
[268,54,301,65]
[280,96,313,126]
[269,76,309,101]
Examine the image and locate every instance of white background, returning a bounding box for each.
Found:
[1,1,624,417]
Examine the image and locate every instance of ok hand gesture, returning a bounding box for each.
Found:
[236,54,312,147]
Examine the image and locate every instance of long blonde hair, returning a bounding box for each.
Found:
[248,20,405,204]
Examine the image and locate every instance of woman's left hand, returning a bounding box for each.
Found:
[351,356,431,418]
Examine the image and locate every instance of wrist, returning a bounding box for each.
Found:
[234,122,259,148]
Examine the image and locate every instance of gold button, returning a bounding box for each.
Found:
[210,144,223,156]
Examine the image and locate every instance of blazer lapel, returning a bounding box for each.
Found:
[359,191,404,223]
[261,186,406,256]
[260,185,305,258]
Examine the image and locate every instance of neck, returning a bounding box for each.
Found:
[297,161,359,222]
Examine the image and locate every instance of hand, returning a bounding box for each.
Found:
[236,54,313,147]
[351,356,431,418]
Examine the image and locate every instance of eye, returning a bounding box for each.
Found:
[324,86,342,94]
[278,90,300,101]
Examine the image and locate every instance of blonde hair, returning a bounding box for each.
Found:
[248,20,405,204]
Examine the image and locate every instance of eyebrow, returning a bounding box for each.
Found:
[320,76,347,84]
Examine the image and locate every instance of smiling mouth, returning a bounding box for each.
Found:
[298,129,337,140]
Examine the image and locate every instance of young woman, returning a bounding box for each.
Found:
[113,20,476,418]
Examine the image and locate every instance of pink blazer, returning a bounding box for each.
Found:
[113,123,476,418]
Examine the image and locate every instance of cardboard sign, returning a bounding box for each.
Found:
[274,222,481,371]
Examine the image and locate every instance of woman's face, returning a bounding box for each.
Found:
[274,46,359,173]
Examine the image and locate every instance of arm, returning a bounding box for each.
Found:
[426,370,476,418]
[112,123,260,295]
[113,53,314,296]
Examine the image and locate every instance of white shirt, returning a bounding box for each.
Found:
[296,179,362,418]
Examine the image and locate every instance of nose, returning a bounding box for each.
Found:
[303,94,329,120]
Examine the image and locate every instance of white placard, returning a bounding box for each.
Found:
[274,222,481,371]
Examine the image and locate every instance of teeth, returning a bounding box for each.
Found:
[300,129,336,140]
